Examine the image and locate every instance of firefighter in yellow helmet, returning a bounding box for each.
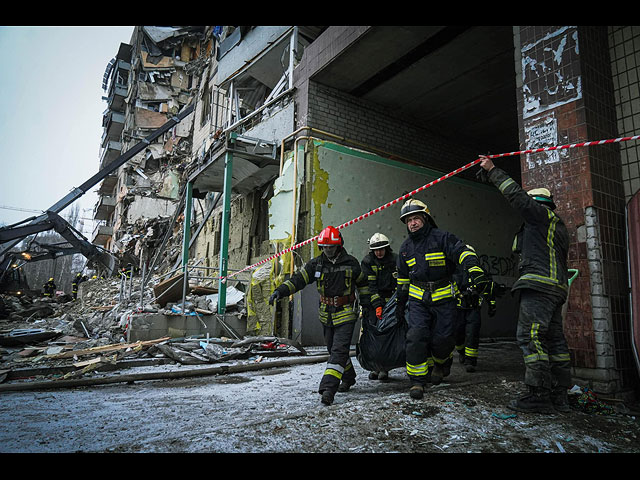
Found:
[268,226,371,406]
[360,232,398,381]
[396,198,494,399]
[479,156,571,414]
[43,278,56,298]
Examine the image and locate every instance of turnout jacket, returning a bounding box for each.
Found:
[488,167,569,300]
[397,224,482,305]
[361,250,398,309]
[275,248,371,326]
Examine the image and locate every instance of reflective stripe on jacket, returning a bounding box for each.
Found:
[397,224,482,305]
[361,250,398,309]
[488,167,569,300]
[276,248,370,326]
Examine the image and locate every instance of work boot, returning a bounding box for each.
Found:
[465,358,477,373]
[508,386,555,414]
[321,390,335,406]
[409,385,424,400]
[431,363,444,385]
[337,378,356,392]
[368,371,379,380]
[550,387,571,413]
[458,351,466,364]
[378,371,389,381]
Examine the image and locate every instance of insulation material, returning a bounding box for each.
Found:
[245,263,274,335]
[268,152,299,242]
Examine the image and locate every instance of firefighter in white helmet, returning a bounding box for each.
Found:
[479,155,571,414]
[268,226,371,406]
[360,232,398,381]
[396,198,494,399]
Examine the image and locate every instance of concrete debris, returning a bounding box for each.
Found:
[0,272,300,388]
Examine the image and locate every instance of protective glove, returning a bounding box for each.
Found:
[488,299,497,317]
[486,281,497,317]
[395,301,406,323]
[467,267,491,295]
[375,306,383,320]
[268,290,281,306]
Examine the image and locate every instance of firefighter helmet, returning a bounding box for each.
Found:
[368,233,390,250]
[49,278,54,282]
[400,199,430,223]
[317,225,343,246]
[527,187,556,209]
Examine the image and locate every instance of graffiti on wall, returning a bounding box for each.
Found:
[478,253,518,278]
[521,26,582,120]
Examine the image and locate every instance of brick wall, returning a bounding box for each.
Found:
[305,80,481,176]
[516,26,635,393]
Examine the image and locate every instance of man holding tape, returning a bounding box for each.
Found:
[478,155,571,414]
[269,225,371,406]
[396,199,494,399]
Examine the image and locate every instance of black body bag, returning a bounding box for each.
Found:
[356,292,407,372]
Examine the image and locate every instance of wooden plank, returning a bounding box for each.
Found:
[44,337,171,360]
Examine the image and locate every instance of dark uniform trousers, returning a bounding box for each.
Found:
[320,321,357,394]
[455,306,481,363]
[517,289,572,390]
[406,298,458,385]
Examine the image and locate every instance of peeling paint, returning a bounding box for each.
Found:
[310,144,330,250]
[521,26,582,119]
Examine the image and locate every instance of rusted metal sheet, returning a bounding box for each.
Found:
[627,190,640,373]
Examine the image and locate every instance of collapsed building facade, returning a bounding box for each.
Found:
[92,26,640,398]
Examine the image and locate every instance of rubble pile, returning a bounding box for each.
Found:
[0,269,305,390]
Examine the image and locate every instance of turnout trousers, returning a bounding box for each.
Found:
[319,321,357,394]
[405,299,457,385]
[516,289,572,390]
[455,307,481,363]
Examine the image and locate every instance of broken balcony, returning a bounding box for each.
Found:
[103,58,130,113]
[188,134,279,196]
[93,196,116,222]
[99,140,122,170]
[101,111,125,148]
[97,172,117,196]
[92,223,113,247]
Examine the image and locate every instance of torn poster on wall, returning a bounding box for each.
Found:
[524,113,568,169]
[521,26,582,119]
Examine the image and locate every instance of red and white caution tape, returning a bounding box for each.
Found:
[223,134,639,280]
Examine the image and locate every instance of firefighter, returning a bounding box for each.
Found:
[361,232,398,381]
[268,225,371,406]
[71,272,84,300]
[453,245,497,372]
[43,278,56,298]
[479,156,571,414]
[396,199,494,400]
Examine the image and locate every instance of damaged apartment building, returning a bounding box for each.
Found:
[92,26,640,399]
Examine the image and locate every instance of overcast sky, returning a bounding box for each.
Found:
[0,25,134,236]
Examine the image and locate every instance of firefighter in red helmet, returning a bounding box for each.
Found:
[269,226,371,406]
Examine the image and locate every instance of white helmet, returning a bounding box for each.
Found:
[368,233,390,250]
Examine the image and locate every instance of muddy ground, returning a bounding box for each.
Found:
[1,340,639,454]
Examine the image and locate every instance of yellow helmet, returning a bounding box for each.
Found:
[400,198,438,227]
[400,199,430,223]
[368,233,390,250]
[528,187,556,209]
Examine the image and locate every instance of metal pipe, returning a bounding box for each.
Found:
[218,133,236,314]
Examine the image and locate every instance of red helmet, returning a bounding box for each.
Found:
[317,226,343,246]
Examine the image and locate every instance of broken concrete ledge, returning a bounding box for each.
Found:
[0,353,331,393]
